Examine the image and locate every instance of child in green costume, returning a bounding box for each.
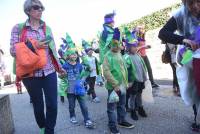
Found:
[103,28,134,134]
[123,28,148,121]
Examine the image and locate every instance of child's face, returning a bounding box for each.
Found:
[69,53,77,61]
[87,50,93,56]
[108,22,115,28]
[130,46,138,54]
[111,46,120,53]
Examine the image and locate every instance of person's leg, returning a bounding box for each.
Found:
[130,82,140,120]
[107,90,118,129]
[58,79,67,103]
[19,82,22,94]
[117,91,134,128]
[129,94,137,111]
[90,77,97,99]
[67,94,76,118]
[77,95,90,122]
[142,56,158,87]
[23,79,33,103]
[117,92,126,124]
[135,92,143,108]
[96,75,104,86]
[86,77,91,96]
[42,72,58,134]
[137,83,147,117]
[170,63,176,88]
[193,58,200,96]
[129,94,138,120]
[87,77,97,99]
[173,64,180,93]
[22,77,45,129]
[125,88,130,111]
[170,63,180,95]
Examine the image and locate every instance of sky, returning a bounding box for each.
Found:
[0,0,180,55]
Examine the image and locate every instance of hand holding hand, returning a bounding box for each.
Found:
[58,68,67,78]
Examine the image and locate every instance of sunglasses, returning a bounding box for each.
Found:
[31,5,44,11]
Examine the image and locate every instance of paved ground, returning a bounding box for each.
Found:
[0,29,199,134]
[0,83,197,134]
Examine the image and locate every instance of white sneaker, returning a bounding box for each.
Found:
[70,117,78,124]
[85,120,94,129]
[92,97,100,103]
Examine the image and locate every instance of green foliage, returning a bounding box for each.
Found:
[120,3,181,32]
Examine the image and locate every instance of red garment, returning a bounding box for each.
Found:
[138,41,146,57]
[15,76,22,92]
[193,58,200,96]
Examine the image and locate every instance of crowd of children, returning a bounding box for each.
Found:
[54,11,152,134]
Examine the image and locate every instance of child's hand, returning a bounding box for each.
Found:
[128,83,133,88]
[183,39,198,51]
[146,45,151,49]
[114,86,120,92]
[58,68,67,78]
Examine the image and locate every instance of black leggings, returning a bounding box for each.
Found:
[86,76,96,99]
[170,63,179,89]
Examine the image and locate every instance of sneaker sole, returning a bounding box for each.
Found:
[118,124,135,129]
[86,125,95,129]
[110,132,120,134]
[70,121,78,124]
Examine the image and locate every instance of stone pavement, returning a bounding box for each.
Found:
[0,83,197,134]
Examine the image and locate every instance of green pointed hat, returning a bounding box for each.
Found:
[65,33,75,48]
[123,27,138,48]
[62,33,77,57]
[82,39,93,53]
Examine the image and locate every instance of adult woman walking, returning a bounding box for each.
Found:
[10,0,65,133]
[159,0,200,131]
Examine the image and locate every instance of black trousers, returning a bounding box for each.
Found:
[86,76,96,99]
[126,81,145,109]
[170,63,179,89]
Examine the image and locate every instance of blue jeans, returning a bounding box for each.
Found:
[22,72,57,134]
[67,94,90,122]
[107,90,127,128]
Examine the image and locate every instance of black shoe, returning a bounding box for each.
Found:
[191,123,200,132]
[152,83,159,88]
[60,96,65,103]
[138,107,147,117]
[110,126,120,134]
[131,110,138,120]
[99,82,104,86]
[118,121,135,129]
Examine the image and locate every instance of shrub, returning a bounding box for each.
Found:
[120,3,181,32]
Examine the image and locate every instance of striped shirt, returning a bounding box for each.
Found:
[10,20,57,77]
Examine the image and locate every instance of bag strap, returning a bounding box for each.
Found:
[18,23,27,42]
[18,22,47,42]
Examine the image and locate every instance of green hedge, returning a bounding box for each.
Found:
[120,3,181,32]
